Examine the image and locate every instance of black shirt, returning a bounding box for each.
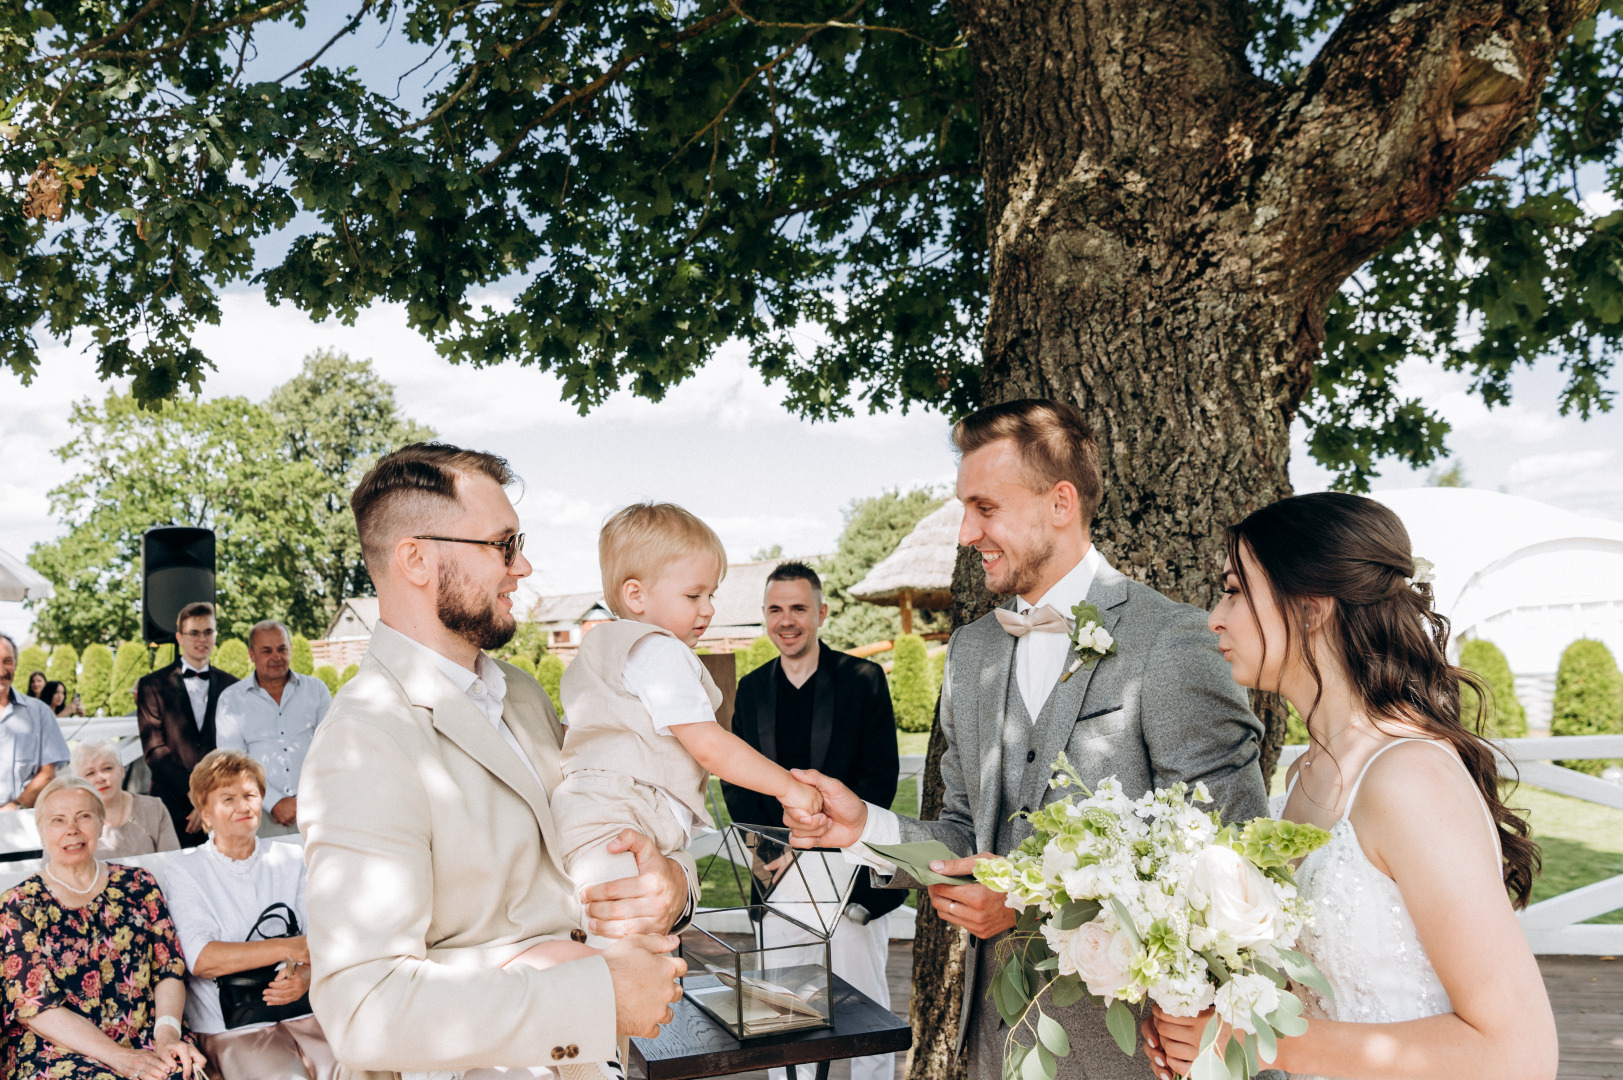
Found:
[773,663,815,772]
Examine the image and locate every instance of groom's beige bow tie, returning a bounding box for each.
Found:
[994,604,1072,637]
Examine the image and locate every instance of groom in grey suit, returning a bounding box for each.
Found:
[787,399,1268,1080]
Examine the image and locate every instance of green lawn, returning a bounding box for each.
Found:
[898,732,930,756]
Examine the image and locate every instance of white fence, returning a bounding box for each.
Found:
[1282,734,1623,955]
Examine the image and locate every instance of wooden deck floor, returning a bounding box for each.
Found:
[727,945,1623,1080]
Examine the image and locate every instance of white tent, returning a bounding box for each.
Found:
[1372,488,1623,728]
[0,546,53,603]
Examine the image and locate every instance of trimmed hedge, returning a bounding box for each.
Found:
[152,643,175,670]
[15,645,48,689]
[536,653,565,716]
[109,640,150,713]
[314,664,342,694]
[1550,639,1623,775]
[890,634,935,733]
[733,637,779,681]
[78,644,114,716]
[47,643,79,701]
[339,663,360,686]
[213,638,252,679]
[291,634,315,676]
[1458,639,1527,739]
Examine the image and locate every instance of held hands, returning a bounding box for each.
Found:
[149,1024,208,1080]
[926,854,1019,939]
[779,777,824,817]
[579,829,690,938]
[603,934,687,1039]
[781,769,868,849]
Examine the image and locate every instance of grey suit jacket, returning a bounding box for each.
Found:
[888,559,1268,1062]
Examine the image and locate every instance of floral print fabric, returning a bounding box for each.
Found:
[1,865,190,1080]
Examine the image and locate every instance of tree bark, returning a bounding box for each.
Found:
[906,0,1593,1076]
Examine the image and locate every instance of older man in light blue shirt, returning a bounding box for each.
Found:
[0,632,70,811]
[215,620,333,835]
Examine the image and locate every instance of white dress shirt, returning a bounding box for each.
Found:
[391,625,545,791]
[851,547,1102,867]
[164,836,311,1034]
[181,660,211,728]
[215,671,333,812]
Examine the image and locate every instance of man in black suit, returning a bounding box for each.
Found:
[722,562,902,1080]
[137,600,238,847]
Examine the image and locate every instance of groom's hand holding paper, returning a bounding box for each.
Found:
[924,853,1020,940]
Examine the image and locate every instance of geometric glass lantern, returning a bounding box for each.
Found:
[681,822,858,1038]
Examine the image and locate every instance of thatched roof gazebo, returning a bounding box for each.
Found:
[849,499,961,634]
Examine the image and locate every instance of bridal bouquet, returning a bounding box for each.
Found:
[972,754,1332,1080]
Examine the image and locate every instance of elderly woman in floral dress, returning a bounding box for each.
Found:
[0,775,207,1080]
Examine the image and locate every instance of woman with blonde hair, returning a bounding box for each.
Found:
[0,775,206,1080]
[70,739,179,858]
[163,749,334,1080]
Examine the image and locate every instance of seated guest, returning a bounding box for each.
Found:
[215,620,332,837]
[0,633,70,812]
[71,739,180,857]
[26,671,46,698]
[163,749,334,1080]
[0,776,207,1080]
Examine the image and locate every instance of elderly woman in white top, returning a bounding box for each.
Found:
[162,749,336,1080]
[71,739,180,858]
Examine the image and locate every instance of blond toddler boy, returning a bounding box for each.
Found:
[510,503,822,971]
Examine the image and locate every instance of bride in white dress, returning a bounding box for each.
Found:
[1144,492,1556,1080]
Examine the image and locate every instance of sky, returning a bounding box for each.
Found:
[4,285,1621,646]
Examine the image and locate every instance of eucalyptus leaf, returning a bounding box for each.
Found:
[1224,1036,1248,1079]
[1021,1041,1051,1080]
[1037,1011,1071,1058]
[1254,1012,1278,1064]
[1049,975,1087,1009]
[1109,898,1142,950]
[1053,899,1103,931]
[1105,999,1137,1056]
[1276,948,1335,1001]
[1190,1047,1231,1080]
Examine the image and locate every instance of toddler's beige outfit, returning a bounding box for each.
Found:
[555,620,722,905]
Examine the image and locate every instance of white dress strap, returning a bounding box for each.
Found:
[1346,737,1501,858]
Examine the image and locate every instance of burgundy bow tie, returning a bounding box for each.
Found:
[182,668,209,679]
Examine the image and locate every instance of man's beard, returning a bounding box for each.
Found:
[996,532,1057,600]
[436,560,516,652]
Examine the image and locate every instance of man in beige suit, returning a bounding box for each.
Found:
[300,443,691,1080]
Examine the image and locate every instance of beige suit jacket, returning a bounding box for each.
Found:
[300,624,692,1078]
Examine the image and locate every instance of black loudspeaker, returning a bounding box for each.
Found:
[143,527,216,644]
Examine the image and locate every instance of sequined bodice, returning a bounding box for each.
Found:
[1273,740,1472,1080]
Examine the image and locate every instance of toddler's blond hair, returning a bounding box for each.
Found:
[600,502,728,617]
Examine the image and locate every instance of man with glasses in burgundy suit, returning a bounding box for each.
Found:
[138,601,240,847]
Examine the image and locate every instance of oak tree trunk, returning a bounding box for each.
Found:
[907,0,1592,1075]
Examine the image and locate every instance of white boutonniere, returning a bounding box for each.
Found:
[1060,601,1117,682]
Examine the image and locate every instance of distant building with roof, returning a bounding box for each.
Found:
[849,499,961,635]
[313,597,380,669]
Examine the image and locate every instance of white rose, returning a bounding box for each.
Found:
[1091,626,1114,652]
[1213,972,1281,1034]
[1074,625,1096,650]
[1190,846,1281,948]
[1046,921,1135,998]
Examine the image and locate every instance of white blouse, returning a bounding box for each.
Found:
[162,836,310,1033]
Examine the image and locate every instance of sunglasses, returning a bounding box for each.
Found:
[413,532,526,567]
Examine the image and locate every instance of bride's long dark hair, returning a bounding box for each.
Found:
[1226,491,1539,907]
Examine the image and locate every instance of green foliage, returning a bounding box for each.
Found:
[47,643,78,701]
[931,648,946,694]
[108,640,149,713]
[536,653,566,716]
[15,645,48,690]
[1550,639,1623,775]
[1,3,1615,492]
[819,489,947,650]
[78,643,114,716]
[290,635,315,676]
[339,663,360,686]
[1284,704,1311,746]
[1428,461,1469,488]
[733,637,780,681]
[24,357,430,649]
[1231,818,1333,868]
[496,622,550,669]
[1458,639,1528,739]
[213,638,252,680]
[264,350,435,628]
[890,634,936,733]
[152,643,175,669]
[314,664,342,695]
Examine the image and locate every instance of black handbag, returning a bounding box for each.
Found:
[215,902,312,1029]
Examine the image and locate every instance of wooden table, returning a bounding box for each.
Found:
[628,974,911,1080]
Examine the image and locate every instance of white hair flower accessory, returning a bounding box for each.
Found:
[1405,556,1435,589]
